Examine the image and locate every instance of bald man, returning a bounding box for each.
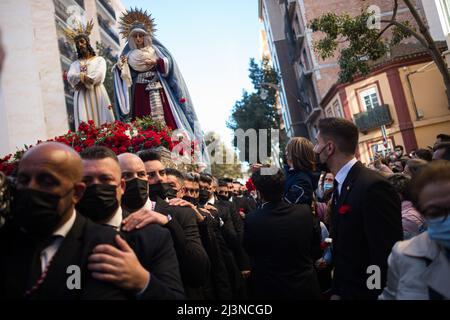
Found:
[0,142,128,299]
[77,148,184,299]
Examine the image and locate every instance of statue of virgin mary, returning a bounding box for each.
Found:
[113,8,209,169]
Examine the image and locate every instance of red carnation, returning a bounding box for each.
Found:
[320,241,329,250]
[179,97,186,104]
[144,141,153,149]
[338,204,351,215]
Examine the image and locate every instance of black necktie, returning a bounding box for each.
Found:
[333,179,340,205]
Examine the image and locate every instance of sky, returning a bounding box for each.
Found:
[122,0,262,147]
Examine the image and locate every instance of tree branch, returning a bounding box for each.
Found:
[376,21,394,42]
[387,20,429,49]
[392,0,399,21]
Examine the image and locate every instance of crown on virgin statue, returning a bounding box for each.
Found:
[119,7,156,39]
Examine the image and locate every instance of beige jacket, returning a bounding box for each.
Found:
[379,232,450,300]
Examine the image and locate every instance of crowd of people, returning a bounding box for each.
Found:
[0,117,448,300]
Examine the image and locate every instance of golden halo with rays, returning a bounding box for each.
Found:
[64,19,94,42]
[119,7,156,39]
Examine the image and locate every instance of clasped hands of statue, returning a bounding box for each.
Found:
[75,72,95,90]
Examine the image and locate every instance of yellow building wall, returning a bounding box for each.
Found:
[398,63,450,149]
[322,61,450,164]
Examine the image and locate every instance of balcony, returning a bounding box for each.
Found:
[97,14,120,45]
[97,0,116,20]
[353,104,393,133]
[54,0,84,22]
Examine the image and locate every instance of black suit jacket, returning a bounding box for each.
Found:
[153,197,210,297]
[330,161,402,300]
[120,222,185,300]
[244,201,321,300]
[0,214,129,300]
[215,199,250,272]
[196,210,233,300]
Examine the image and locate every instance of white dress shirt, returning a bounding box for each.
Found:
[104,207,123,230]
[334,158,358,195]
[41,210,76,271]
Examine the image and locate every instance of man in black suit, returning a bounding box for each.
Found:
[0,142,128,299]
[313,117,402,300]
[76,148,184,299]
[122,150,210,299]
[216,180,251,282]
[244,168,321,300]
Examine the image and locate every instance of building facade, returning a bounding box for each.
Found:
[0,0,125,156]
[260,0,450,163]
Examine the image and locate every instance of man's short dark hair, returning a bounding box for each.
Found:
[318,118,359,155]
[218,179,228,187]
[165,168,184,182]
[185,172,199,183]
[138,149,161,163]
[80,146,118,162]
[221,177,233,184]
[437,134,450,142]
[433,142,450,160]
[251,168,285,202]
[394,145,404,151]
[200,174,213,185]
[414,148,433,162]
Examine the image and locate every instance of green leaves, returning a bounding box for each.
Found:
[227,58,286,163]
[310,7,412,83]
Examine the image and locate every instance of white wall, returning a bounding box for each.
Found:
[0,0,67,155]
[421,0,447,41]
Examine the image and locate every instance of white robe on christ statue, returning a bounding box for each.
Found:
[67,56,115,128]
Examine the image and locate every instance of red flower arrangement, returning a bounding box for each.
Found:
[245,177,256,192]
[0,116,179,176]
[338,204,351,215]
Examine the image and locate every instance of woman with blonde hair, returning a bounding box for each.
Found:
[284,137,318,206]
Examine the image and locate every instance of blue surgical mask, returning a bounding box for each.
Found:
[323,182,333,193]
[427,216,450,249]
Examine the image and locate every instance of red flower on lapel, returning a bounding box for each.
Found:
[338,204,351,215]
[320,241,329,250]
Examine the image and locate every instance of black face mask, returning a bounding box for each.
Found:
[165,188,178,200]
[148,182,172,201]
[198,189,210,205]
[12,188,72,238]
[217,194,229,201]
[76,184,119,222]
[122,178,148,211]
[315,145,330,172]
[183,195,198,206]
